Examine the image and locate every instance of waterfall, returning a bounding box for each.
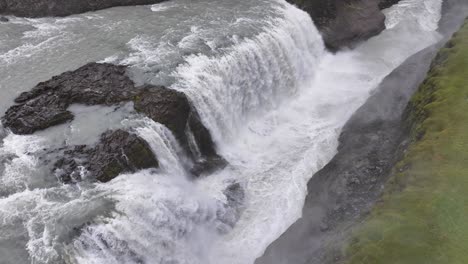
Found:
[171,2,325,144]
[0,0,443,263]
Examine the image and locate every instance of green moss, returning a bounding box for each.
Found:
[344,20,468,264]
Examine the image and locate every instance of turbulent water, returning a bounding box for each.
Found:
[0,0,443,263]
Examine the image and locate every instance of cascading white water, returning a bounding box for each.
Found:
[0,0,443,263]
[171,3,325,143]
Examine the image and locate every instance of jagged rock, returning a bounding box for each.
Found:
[2,62,224,180]
[0,16,8,22]
[3,63,137,134]
[323,0,386,51]
[0,0,166,17]
[190,156,227,177]
[216,182,245,233]
[287,0,399,51]
[379,0,400,9]
[55,130,158,183]
[134,86,226,173]
[133,87,192,150]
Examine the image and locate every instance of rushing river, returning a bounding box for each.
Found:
[0,0,443,263]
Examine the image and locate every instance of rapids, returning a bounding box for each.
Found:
[0,0,443,263]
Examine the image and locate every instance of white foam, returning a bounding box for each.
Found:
[0,0,444,263]
[150,2,176,12]
[0,133,45,195]
[384,0,442,31]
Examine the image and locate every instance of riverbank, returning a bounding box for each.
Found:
[344,18,468,264]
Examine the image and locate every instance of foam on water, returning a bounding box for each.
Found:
[172,3,324,144]
[150,2,177,12]
[0,0,443,263]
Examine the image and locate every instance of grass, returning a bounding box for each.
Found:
[344,20,468,264]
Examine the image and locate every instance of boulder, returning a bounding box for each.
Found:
[3,63,137,134]
[0,16,8,22]
[287,0,400,51]
[379,0,400,9]
[55,130,158,183]
[323,0,386,51]
[0,0,166,17]
[133,87,192,150]
[2,62,225,180]
[133,87,223,165]
[215,182,245,233]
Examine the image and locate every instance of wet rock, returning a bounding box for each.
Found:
[2,63,137,134]
[0,0,167,18]
[0,16,8,22]
[190,156,227,177]
[379,0,400,9]
[287,0,399,51]
[2,62,224,179]
[224,182,245,208]
[133,87,192,150]
[55,130,158,183]
[216,182,245,233]
[323,0,386,51]
[134,86,225,174]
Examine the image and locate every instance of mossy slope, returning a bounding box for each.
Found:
[345,20,468,264]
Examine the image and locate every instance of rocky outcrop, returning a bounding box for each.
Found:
[55,130,159,183]
[0,0,166,17]
[2,63,224,181]
[378,0,400,9]
[133,87,226,176]
[286,0,400,50]
[3,63,136,134]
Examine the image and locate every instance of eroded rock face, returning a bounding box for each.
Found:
[2,62,224,181]
[287,0,399,50]
[0,0,166,17]
[55,130,158,183]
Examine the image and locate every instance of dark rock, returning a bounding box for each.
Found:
[2,62,224,179]
[0,16,8,22]
[55,130,158,183]
[133,87,192,150]
[0,0,167,18]
[134,86,224,173]
[2,63,138,134]
[187,110,219,159]
[323,0,386,51]
[216,182,245,233]
[287,0,399,51]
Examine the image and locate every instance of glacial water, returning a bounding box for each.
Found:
[0,0,442,263]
